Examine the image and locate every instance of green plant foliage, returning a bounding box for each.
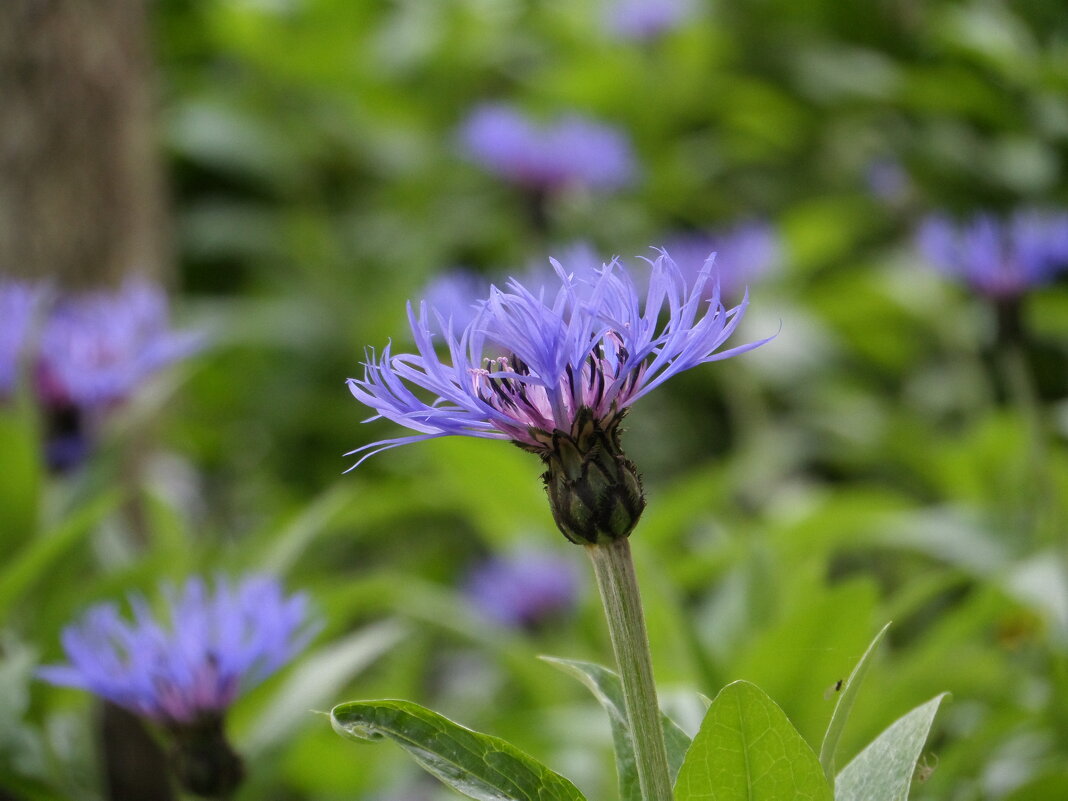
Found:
[675,681,832,801]
[243,621,407,756]
[819,622,892,780]
[541,657,692,801]
[835,694,948,801]
[331,699,588,801]
[0,492,119,621]
[0,405,41,548]
[9,0,1068,797]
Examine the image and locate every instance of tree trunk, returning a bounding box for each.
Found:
[0,0,167,287]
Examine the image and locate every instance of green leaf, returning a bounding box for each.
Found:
[540,657,691,801]
[0,492,119,619]
[675,680,832,801]
[243,621,406,755]
[0,405,42,553]
[835,694,948,801]
[819,622,892,781]
[331,699,587,801]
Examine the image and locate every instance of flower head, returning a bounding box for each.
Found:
[917,211,1068,299]
[36,278,202,409]
[464,547,581,629]
[348,250,770,542]
[422,269,491,335]
[38,575,316,726]
[459,103,636,192]
[603,0,696,40]
[865,159,910,205]
[0,281,42,399]
[663,222,781,301]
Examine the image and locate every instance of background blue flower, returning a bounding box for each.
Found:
[464,547,581,629]
[0,281,42,400]
[917,211,1068,299]
[459,103,637,193]
[39,575,317,726]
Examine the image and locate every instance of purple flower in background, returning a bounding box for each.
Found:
[348,250,768,463]
[0,281,42,399]
[39,574,316,726]
[464,548,581,629]
[663,222,781,301]
[422,270,491,334]
[459,103,636,192]
[36,278,201,409]
[604,0,696,39]
[917,211,1068,299]
[516,241,606,294]
[865,159,909,205]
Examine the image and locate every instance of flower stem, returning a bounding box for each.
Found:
[586,538,673,801]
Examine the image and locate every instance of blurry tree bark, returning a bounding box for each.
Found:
[0,0,167,287]
[2,7,173,798]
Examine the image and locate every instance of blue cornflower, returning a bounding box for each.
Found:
[865,159,910,205]
[38,575,316,726]
[349,250,766,460]
[917,211,1068,299]
[464,547,581,629]
[347,250,770,542]
[36,278,201,410]
[0,281,42,399]
[422,269,492,335]
[663,222,781,301]
[603,0,696,40]
[459,103,636,192]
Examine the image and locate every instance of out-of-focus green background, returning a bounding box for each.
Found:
[6,0,1068,799]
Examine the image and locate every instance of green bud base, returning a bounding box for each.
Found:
[539,407,645,545]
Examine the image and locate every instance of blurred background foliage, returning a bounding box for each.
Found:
[5,0,1068,799]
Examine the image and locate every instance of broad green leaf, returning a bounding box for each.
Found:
[331,699,587,801]
[540,657,691,801]
[675,680,832,801]
[819,622,891,781]
[835,694,947,801]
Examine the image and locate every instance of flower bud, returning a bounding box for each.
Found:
[540,408,645,545]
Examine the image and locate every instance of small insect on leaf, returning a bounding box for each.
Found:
[915,753,938,783]
[823,679,844,700]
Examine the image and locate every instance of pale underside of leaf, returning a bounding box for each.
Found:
[835,693,948,801]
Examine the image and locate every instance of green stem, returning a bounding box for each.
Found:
[586,538,673,801]
[996,336,1054,546]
